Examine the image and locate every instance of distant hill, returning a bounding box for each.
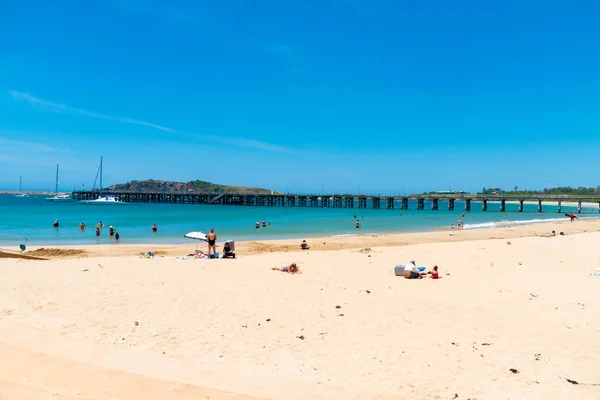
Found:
[106,180,279,194]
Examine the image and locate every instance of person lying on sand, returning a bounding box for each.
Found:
[272,263,302,274]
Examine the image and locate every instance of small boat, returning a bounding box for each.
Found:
[82,195,125,205]
[80,156,127,205]
[14,176,29,197]
[46,165,74,202]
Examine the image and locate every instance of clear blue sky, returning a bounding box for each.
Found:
[1,0,598,194]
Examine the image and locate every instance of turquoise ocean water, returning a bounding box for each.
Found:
[0,194,598,247]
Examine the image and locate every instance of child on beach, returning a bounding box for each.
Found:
[431,265,441,279]
[272,263,302,274]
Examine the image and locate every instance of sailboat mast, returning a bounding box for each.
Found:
[55,164,59,194]
[19,175,22,192]
[100,156,103,194]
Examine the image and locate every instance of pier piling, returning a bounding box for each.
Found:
[333,196,342,208]
[344,196,354,208]
[309,196,319,207]
[358,196,367,209]
[386,197,394,209]
[401,198,408,210]
[482,199,488,211]
[372,197,381,209]
[538,199,543,213]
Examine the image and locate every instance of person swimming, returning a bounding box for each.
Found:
[53,219,59,228]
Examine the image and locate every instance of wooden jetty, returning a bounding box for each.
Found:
[70,191,600,213]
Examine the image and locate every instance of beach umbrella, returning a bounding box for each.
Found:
[184,231,208,241]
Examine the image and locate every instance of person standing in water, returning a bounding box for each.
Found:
[206,229,217,258]
[152,223,158,233]
[53,219,59,228]
[79,222,86,230]
[355,219,361,229]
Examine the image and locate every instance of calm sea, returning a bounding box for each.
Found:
[0,194,598,247]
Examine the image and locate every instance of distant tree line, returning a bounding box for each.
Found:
[481,186,600,196]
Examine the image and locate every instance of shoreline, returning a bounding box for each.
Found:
[11,218,600,259]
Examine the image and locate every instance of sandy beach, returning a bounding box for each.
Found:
[1,219,600,399]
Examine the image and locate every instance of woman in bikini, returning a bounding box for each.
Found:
[206,229,217,258]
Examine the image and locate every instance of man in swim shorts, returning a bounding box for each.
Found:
[207,229,217,258]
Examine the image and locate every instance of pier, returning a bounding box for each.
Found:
[70,191,600,213]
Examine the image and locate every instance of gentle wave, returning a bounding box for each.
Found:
[463,216,600,230]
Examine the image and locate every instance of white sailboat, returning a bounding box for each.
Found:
[46,165,73,202]
[14,175,29,197]
[80,156,126,205]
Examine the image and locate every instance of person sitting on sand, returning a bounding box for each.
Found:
[431,265,441,279]
[551,230,556,237]
[272,263,302,274]
[301,240,310,250]
[403,260,425,279]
